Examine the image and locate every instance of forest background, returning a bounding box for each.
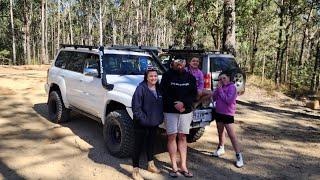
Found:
[0,0,319,96]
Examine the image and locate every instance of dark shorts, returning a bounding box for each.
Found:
[214,112,234,124]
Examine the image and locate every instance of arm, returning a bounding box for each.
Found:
[181,75,197,107]
[217,85,237,105]
[160,73,175,106]
[198,70,204,91]
[212,88,219,101]
[131,86,147,123]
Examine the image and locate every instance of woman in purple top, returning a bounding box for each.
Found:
[186,57,211,107]
[186,57,204,93]
[211,70,244,168]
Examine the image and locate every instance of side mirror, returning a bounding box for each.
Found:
[84,67,99,77]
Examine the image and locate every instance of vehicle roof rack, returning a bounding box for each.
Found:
[162,48,230,55]
[60,44,98,50]
[162,49,206,54]
[108,45,161,55]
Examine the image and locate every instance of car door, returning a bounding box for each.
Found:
[63,51,86,109]
[79,54,105,117]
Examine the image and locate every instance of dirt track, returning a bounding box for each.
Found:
[0,66,319,180]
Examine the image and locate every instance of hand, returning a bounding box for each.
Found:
[217,81,222,88]
[174,101,184,111]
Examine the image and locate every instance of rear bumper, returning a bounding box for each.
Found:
[190,108,213,129]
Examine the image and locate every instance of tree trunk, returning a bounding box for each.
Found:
[88,3,93,45]
[45,0,49,61]
[222,0,236,56]
[185,0,195,47]
[250,25,259,74]
[68,8,74,44]
[148,0,152,45]
[99,0,103,46]
[298,6,313,66]
[111,13,117,45]
[279,23,290,84]
[285,44,289,83]
[57,0,60,50]
[41,0,46,64]
[135,0,140,45]
[10,0,16,65]
[311,41,319,92]
[261,54,266,83]
[23,0,31,64]
[275,2,284,87]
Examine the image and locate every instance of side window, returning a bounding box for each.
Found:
[210,57,238,72]
[55,51,69,68]
[65,52,86,73]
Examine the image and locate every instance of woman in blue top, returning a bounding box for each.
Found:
[131,67,164,180]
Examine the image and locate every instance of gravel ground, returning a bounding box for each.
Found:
[0,66,319,180]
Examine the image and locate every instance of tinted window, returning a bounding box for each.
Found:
[102,54,163,75]
[55,51,69,68]
[65,52,86,73]
[210,57,238,72]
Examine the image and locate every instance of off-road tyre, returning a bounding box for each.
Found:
[103,110,134,158]
[187,127,205,143]
[48,91,70,123]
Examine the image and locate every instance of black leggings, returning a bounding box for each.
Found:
[132,123,157,168]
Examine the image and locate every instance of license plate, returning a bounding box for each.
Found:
[192,109,212,122]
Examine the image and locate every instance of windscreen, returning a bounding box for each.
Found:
[102,54,163,75]
[210,57,238,72]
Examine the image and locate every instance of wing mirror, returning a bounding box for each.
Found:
[84,67,99,77]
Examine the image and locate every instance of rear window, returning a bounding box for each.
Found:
[210,57,238,72]
[102,54,163,75]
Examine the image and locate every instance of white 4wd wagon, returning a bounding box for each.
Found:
[45,45,213,157]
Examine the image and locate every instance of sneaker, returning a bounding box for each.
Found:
[235,153,244,168]
[132,167,144,180]
[147,161,161,174]
[212,146,225,157]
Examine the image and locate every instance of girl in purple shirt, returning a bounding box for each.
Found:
[186,57,211,107]
[211,70,244,168]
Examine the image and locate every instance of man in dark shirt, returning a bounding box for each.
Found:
[160,58,197,178]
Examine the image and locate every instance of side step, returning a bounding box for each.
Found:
[70,106,102,123]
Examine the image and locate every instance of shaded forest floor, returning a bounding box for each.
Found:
[0,65,319,180]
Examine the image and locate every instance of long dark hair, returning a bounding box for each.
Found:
[219,70,234,82]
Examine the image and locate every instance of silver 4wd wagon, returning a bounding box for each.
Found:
[45,45,213,157]
[160,49,246,95]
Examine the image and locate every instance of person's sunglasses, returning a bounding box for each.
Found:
[146,66,158,71]
[172,59,186,63]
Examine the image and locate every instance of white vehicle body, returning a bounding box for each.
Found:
[45,45,213,157]
[45,47,212,128]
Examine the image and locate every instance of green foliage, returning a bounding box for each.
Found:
[0,0,319,93]
[0,49,10,57]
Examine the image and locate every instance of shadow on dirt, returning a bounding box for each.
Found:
[0,158,26,180]
[237,100,320,120]
[32,101,320,179]
[33,103,169,178]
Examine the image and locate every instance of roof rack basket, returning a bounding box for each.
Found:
[60,44,98,50]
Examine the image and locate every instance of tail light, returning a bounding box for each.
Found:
[204,73,211,90]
